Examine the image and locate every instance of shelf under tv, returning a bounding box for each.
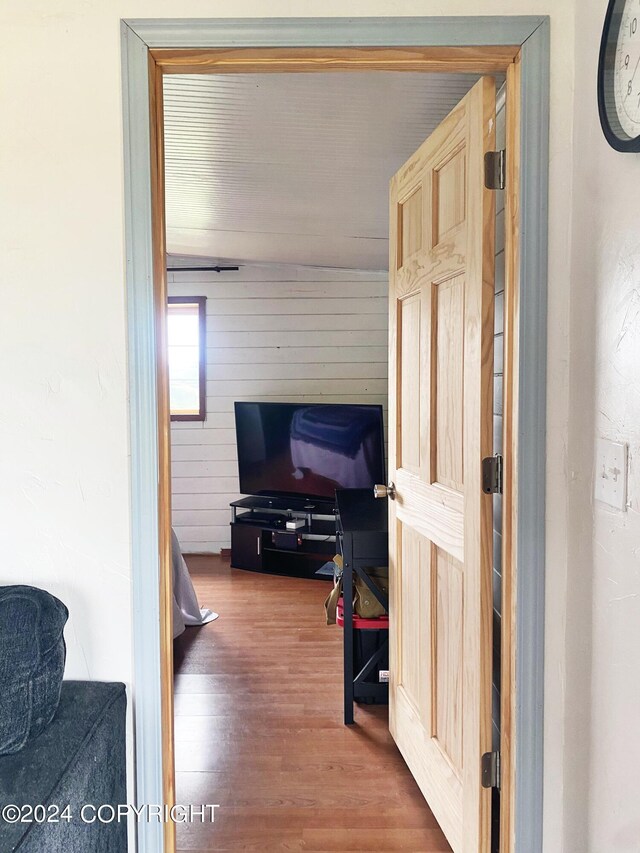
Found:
[229,494,337,579]
[231,494,336,515]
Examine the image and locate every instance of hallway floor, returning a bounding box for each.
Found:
[174,555,451,852]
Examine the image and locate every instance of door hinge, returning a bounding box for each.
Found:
[481,751,501,789]
[482,454,503,495]
[484,149,506,190]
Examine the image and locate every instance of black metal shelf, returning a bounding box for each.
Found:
[230,494,337,579]
[335,488,389,725]
[231,494,336,514]
[233,511,336,539]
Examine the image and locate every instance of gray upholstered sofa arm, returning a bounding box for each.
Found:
[0,681,128,852]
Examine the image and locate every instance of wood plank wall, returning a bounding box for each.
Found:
[168,263,389,553]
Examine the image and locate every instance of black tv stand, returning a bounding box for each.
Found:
[230,495,336,579]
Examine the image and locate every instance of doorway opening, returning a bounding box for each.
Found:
[165,69,502,853]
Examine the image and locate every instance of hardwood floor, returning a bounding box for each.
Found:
[174,555,451,852]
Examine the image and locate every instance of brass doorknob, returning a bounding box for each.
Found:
[374,482,396,500]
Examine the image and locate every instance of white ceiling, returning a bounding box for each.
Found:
[163,72,482,270]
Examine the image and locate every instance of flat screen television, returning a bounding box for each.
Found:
[234,401,385,501]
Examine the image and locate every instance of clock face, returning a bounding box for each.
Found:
[614,0,640,138]
[599,0,640,150]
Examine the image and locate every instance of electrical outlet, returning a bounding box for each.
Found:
[595,438,628,511]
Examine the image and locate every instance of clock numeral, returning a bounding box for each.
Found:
[629,80,634,96]
[631,16,638,35]
[625,54,631,68]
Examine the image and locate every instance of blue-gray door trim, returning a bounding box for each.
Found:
[121,17,549,853]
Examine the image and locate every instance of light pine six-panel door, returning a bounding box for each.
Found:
[387,77,496,853]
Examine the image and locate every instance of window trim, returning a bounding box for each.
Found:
[167,295,206,422]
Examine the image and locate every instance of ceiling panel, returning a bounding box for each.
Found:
[163,72,484,269]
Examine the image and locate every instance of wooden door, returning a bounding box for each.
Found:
[388,77,495,853]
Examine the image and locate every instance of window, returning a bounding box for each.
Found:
[167,297,206,421]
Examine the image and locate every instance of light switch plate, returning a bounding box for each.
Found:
[595,438,628,511]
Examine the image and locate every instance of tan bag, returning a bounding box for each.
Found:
[354,567,388,619]
[324,557,388,623]
[324,554,343,625]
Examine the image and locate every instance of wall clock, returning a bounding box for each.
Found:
[598,0,640,151]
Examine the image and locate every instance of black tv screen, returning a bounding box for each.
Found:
[234,402,385,501]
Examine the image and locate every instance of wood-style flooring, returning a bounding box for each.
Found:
[174,555,451,852]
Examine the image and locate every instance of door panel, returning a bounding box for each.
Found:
[433,273,465,491]
[388,76,495,853]
[432,147,466,243]
[399,293,423,473]
[399,526,430,715]
[433,544,464,773]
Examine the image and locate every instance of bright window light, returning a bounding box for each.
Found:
[167,298,206,421]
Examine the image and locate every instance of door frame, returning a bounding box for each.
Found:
[121,16,549,853]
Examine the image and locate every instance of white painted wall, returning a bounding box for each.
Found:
[564,3,640,850]
[169,264,388,553]
[0,0,578,848]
